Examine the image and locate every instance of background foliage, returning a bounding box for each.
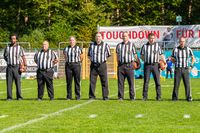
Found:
[0,0,198,48]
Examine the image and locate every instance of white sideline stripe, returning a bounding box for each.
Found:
[0,83,152,132]
[183,114,191,119]
[89,114,97,118]
[0,83,66,94]
[135,114,144,118]
[0,115,8,119]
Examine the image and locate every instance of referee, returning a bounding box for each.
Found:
[140,33,166,101]
[88,32,111,100]
[3,34,27,100]
[34,41,58,101]
[116,31,139,101]
[171,37,195,102]
[63,36,83,100]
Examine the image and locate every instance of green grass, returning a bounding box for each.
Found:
[0,78,199,133]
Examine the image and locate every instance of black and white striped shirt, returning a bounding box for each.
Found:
[34,49,58,69]
[172,46,194,68]
[63,45,82,63]
[116,41,136,63]
[88,41,111,63]
[4,44,25,65]
[140,42,163,64]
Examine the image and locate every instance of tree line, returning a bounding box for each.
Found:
[0,0,199,48]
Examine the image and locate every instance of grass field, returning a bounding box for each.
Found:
[0,78,200,133]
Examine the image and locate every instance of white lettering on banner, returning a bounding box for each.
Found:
[98,25,200,48]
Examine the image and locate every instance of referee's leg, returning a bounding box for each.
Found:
[89,65,98,99]
[37,70,45,99]
[98,63,109,99]
[182,68,192,101]
[152,64,161,100]
[65,64,73,99]
[117,65,125,99]
[45,69,54,100]
[6,66,13,99]
[172,68,181,100]
[73,64,81,99]
[13,66,22,99]
[143,65,151,100]
[126,67,135,100]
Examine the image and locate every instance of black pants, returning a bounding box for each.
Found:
[172,68,192,100]
[65,63,81,99]
[166,68,172,78]
[89,62,109,99]
[6,65,22,99]
[117,63,135,99]
[143,63,161,99]
[37,68,54,99]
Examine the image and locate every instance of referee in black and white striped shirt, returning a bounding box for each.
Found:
[116,31,139,101]
[34,41,58,100]
[4,34,27,100]
[171,37,195,102]
[63,36,83,100]
[88,32,111,100]
[140,33,166,101]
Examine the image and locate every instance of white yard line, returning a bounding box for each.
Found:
[0,115,8,119]
[0,83,152,132]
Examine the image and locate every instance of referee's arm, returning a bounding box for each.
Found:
[53,52,59,65]
[190,56,195,68]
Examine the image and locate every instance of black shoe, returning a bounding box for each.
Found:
[118,98,123,101]
[37,98,42,101]
[172,98,178,101]
[17,98,23,101]
[66,98,71,100]
[142,97,147,101]
[76,97,80,100]
[89,97,95,100]
[7,98,13,101]
[103,98,109,101]
[130,98,135,101]
[50,98,54,101]
[156,98,162,101]
[187,98,192,102]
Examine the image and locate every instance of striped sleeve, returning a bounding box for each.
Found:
[140,45,145,55]
[188,48,194,57]
[116,44,119,53]
[132,43,136,54]
[106,43,111,57]
[3,46,8,61]
[88,43,92,56]
[79,47,83,54]
[158,45,163,55]
[53,51,58,59]
[34,51,38,63]
[63,47,66,55]
[171,48,176,57]
[20,46,25,57]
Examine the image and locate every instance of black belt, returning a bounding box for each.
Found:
[175,67,189,69]
[39,68,53,71]
[118,62,132,66]
[91,61,106,67]
[144,63,158,66]
[66,62,80,65]
[7,64,19,67]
